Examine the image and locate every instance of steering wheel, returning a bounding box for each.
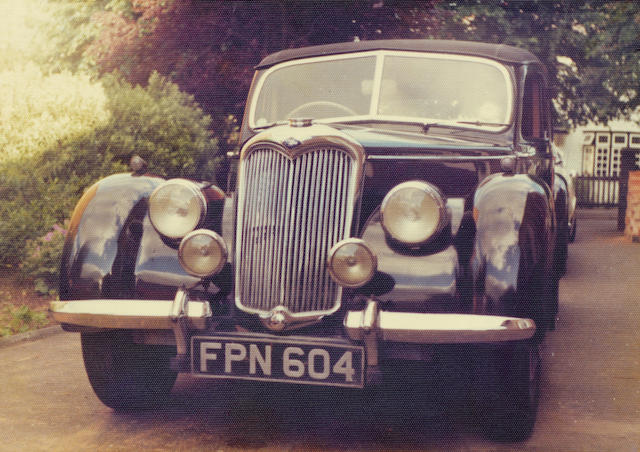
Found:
[286,101,357,119]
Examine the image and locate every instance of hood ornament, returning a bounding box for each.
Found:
[288,118,313,128]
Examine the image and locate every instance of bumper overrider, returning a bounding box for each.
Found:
[51,289,535,386]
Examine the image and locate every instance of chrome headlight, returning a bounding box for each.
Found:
[327,239,377,288]
[380,181,447,246]
[178,229,227,277]
[149,179,206,239]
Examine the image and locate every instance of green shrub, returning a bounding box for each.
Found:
[21,223,69,296]
[0,71,219,267]
[0,63,109,162]
[0,305,49,337]
[98,71,220,181]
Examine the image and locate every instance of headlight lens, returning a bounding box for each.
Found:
[380,181,447,245]
[149,179,206,239]
[327,239,377,288]
[178,229,227,277]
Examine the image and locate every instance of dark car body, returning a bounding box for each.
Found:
[52,40,565,441]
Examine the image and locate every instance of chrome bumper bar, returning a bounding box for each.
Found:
[50,297,212,331]
[344,300,536,344]
[50,296,535,344]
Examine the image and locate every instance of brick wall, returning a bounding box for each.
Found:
[625,171,640,242]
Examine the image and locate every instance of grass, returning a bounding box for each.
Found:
[0,268,53,337]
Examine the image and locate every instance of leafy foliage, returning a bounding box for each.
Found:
[81,0,433,148]
[63,0,638,130]
[98,71,219,180]
[21,223,68,296]
[0,71,218,267]
[424,0,640,126]
[0,305,48,337]
[0,64,109,161]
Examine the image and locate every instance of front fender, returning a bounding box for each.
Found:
[471,173,553,322]
[360,211,460,311]
[59,174,231,301]
[60,174,163,300]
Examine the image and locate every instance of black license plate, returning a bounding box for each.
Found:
[191,335,365,388]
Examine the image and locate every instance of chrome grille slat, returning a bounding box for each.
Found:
[236,146,356,315]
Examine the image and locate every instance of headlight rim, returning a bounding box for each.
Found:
[178,229,228,278]
[380,180,448,246]
[327,238,377,289]
[148,178,207,239]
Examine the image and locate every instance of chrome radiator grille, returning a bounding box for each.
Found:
[235,146,357,314]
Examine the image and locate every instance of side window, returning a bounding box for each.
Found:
[522,74,547,141]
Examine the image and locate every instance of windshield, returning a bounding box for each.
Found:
[251,51,513,131]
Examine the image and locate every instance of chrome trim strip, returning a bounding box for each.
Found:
[366,154,511,161]
[50,298,212,330]
[344,310,536,343]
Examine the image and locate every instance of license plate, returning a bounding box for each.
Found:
[191,334,365,388]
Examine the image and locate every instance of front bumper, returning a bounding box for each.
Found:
[50,296,535,342]
[50,290,535,381]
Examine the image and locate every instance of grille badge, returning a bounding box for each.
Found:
[265,306,288,331]
[283,136,301,148]
[259,305,325,332]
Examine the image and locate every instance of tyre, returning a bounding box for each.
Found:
[568,218,577,243]
[477,342,541,442]
[555,218,569,277]
[81,331,178,410]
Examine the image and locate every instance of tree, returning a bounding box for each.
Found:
[52,0,639,129]
[78,0,433,148]
[414,0,640,126]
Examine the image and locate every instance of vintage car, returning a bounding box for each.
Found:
[51,40,565,441]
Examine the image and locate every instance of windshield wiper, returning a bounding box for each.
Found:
[333,118,449,133]
[332,118,504,134]
[455,120,510,127]
[253,120,288,130]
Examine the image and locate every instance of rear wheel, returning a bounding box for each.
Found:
[81,331,177,410]
[477,342,541,442]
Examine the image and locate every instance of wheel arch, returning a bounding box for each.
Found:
[471,173,554,326]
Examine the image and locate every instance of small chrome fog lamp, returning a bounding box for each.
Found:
[178,229,227,278]
[380,181,447,245]
[327,239,377,288]
[148,179,207,239]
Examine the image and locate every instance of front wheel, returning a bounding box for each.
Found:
[81,331,177,410]
[476,342,541,442]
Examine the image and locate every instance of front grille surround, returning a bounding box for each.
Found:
[234,128,365,321]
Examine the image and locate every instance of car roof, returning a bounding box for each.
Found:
[256,39,541,69]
